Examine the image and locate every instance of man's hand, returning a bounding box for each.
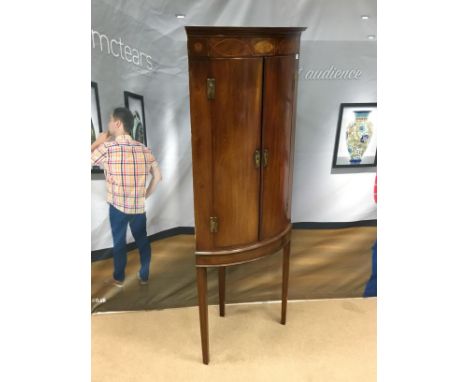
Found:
[145,162,162,199]
[91,131,110,152]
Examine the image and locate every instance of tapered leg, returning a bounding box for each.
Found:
[218,266,226,317]
[281,241,291,325]
[196,267,209,364]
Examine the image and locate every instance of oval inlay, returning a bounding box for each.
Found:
[254,40,274,54]
[211,38,251,56]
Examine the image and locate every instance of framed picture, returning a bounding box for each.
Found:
[91,81,103,173]
[332,103,377,168]
[124,91,147,145]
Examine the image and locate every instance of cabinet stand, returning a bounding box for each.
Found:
[196,226,292,364]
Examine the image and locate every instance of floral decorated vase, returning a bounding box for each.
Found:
[345,110,374,163]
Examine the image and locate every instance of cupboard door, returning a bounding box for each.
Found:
[260,55,297,240]
[188,59,215,250]
[211,58,263,248]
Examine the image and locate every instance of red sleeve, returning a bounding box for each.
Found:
[374,175,377,203]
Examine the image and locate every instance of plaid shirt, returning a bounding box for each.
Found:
[91,134,158,214]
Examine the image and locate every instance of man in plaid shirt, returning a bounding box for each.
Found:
[91,107,162,287]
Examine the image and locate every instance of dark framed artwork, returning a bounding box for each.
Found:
[332,103,377,168]
[91,81,104,173]
[124,91,147,145]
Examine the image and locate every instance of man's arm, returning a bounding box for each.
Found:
[145,161,162,199]
[91,131,110,153]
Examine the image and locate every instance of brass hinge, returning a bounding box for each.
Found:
[207,78,215,100]
[209,216,218,233]
[263,149,269,167]
[254,149,261,168]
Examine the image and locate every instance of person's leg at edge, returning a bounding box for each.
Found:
[109,204,129,282]
[129,212,151,281]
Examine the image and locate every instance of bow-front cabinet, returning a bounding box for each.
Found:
[185,26,306,364]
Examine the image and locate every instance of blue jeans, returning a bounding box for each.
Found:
[364,240,377,297]
[109,203,151,282]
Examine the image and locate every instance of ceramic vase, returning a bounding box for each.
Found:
[346,110,373,163]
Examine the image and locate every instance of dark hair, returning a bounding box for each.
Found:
[112,107,133,134]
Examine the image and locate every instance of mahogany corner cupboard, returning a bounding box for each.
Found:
[185,26,306,364]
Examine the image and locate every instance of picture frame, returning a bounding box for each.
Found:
[91,81,104,174]
[124,91,147,146]
[332,103,377,168]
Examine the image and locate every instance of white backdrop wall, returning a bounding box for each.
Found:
[91,0,377,251]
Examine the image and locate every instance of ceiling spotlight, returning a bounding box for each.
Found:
[361,15,370,20]
[367,35,376,40]
[175,14,185,19]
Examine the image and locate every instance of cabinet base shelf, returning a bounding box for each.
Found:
[195,223,291,267]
